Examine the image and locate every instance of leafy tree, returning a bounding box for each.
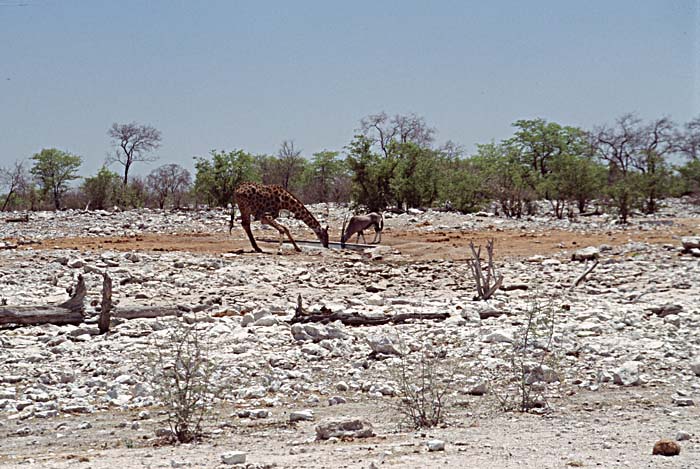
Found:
[345,135,394,211]
[676,159,700,196]
[392,143,443,209]
[82,167,122,210]
[194,149,259,207]
[147,163,192,209]
[122,176,148,208]
[439,157,490,213]
[108,122,162,187]
[30,148,82,210]
[543,153,606,216]
[346,112,436,211]
[301,150,348,203]
[508,118,591,214]
[472,143,535,218]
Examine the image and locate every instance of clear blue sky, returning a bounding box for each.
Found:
[1,0,697,177]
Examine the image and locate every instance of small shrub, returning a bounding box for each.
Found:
[144,318,224,443]
[488,298,561,412]
[389,335,452,429]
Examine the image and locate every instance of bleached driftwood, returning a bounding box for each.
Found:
[0,275,86,326]
[467,239,503,300]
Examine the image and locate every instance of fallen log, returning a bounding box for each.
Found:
[290,295,448,326]
[0,275,86,327]
[5,214,29,223]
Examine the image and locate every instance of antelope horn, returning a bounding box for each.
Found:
[340,214,348,247]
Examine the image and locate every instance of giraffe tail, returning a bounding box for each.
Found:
[229,203,236,234]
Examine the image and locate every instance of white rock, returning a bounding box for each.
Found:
[367,336,404,355]
[315,419,375,440]
[691,360,700,377]
[612,361,641,386]
[572,246,599,261]
[252,316,279,327]
[290,409,314,422]
[427,439,445,451]
[220,451,246,465]
[483,330,513,343]
[681,236,700,250]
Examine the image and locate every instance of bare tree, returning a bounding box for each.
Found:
[276,140,306,190]
[108,122,162,187]
[593,113,641,176]
[146,163,192,209]
[359,112,435,158]
[0,160,28,211]
[678,116,700,160]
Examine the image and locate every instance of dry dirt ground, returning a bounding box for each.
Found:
[2,217,699,468]
[35,217,698,261]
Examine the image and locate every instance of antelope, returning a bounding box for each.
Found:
[340,212,384,246]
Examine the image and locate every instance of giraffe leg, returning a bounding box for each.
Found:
[262,216,301,252]
[240,211,263,253]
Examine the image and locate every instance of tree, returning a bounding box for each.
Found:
[30,149,82,210]
[147,164,192,209]
[0,160,29,211]
[346,112,436,211]
[472,143,536,218]
[678,116,700,161]
[82,167,122,210]
[276,140,307,191]
[593,114,676,220]
[108,122,162,187]
[301,150,348,203]
[194,150,259,207]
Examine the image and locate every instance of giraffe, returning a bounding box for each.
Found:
[233,182,329,253]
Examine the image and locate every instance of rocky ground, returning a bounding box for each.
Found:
[0,199,699,468]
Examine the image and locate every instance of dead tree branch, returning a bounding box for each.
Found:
[467,239,503,300]
[570,260,599,290]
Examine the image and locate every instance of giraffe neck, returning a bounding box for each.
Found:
[282,199,322,233]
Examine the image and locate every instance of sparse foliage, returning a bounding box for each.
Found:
[147,163,192,209]
[108,122,162,187]
[0,160,29,211]
[489,298,561,413]
[145,318,223,443]
[390,337,450,429]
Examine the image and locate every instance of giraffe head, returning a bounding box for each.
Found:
[315,225,329,248]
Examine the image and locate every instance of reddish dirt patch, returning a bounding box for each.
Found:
[26,217,696,261]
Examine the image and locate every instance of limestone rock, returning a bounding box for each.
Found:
[612,361,641,386]
[315,419,375,440]
[221,451,247,465]
[571,246,599,261]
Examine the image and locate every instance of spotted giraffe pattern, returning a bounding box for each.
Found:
[234,182,329,252]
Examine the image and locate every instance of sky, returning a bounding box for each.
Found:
[0,0,698,178]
